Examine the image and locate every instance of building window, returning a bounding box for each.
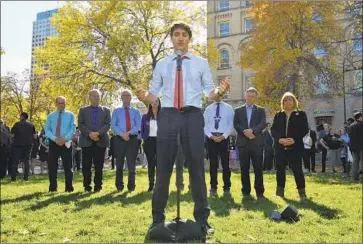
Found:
[219,50,230,69]
[353,33,362,54]
[316,75,329,94]
[218,0,229,11]
[245,0,251,8]
[314,47,326,58]
[245,18,254,32]
[354,70,362,90]
[219,22,230,37]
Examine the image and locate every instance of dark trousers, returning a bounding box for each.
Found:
[263,150,274,170]
[303,149,315,171]
[238,145,264,195]
[114,136,138,191]
[152,108,210,224]
[82,144,106,191]
[207,137,231,191]
[11,146,31,179]
[143,137,157,187]
[275,150,305,189]
[0,146,9,178]
[321,147,327,172]
[48,141,73,191]
[74,150,81,171]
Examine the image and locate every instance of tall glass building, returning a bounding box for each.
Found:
[30,9,58,77]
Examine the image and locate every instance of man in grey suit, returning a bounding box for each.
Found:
[78,89,111,192]
[234,87,266,198]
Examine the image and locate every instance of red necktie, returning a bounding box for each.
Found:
[125,107,131,131]
[174,56,187,109]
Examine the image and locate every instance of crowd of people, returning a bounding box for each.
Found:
[1,22,362,235]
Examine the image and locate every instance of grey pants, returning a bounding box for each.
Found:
[152,108,210,224]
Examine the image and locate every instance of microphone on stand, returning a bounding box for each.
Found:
[176,49,182,71]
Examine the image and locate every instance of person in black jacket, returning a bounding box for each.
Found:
[348,112,363,181]
[271,92,308,200]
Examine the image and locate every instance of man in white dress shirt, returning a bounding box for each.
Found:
[204,96,234,197]
[136,22,230,234]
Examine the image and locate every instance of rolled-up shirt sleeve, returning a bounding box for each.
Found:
[202,60,215,96]
[149,62,163,97]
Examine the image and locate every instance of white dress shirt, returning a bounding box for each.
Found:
[149,119,157,137]
[204,101,234,139]
[149,51,215,108]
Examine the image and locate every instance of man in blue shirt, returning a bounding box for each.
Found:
[204,96,234,197]
[111,89,141,192]
[136,22,230,235]
[45,96,76,192]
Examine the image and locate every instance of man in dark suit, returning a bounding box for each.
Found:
[78,89,111,192]
[263,123,274,171]
[348,112,363,181]
[11,112,36,181]
[234,87,266,198]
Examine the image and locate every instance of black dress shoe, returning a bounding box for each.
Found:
[257,194,265,199]
[201,222,214,235]
[94,188,102,193]
[65,187,74,193]
[49,189,57,193]
[23,177,29,181]
[148,221,164,231]
[84,187,92,192]
[147,185,154,192]
[117,186,124,192]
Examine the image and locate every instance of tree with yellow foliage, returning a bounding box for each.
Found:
[240,2,345,112]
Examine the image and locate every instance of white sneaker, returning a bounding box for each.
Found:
[303,169,310,174]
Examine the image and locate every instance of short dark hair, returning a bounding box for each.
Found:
[170,22,192,38]
[354,112,362,120]
[347,117,355,123]
[21,112,29,120]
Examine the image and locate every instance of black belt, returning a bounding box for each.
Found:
[211,132,223,137]
[129,135,137,138]
[163,106,201,113]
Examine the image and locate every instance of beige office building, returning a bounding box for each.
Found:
[207,0,362,130]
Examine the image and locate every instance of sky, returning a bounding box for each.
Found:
[1,1,66,75]
[1,1,206,76]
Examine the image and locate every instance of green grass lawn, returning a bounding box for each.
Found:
[1,169,362,243]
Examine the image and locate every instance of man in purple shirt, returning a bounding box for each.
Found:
[78,89,111,192]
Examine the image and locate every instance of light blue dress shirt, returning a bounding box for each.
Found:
[246,104,254,127]
[111,106,141,136]
[204,101,234,139]
[149,52,215,108]
[45,110,76,141]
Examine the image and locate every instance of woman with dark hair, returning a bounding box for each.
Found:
[141,98,161,192]
[271,92,308,200]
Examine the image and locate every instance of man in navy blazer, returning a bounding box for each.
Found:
[233,87,266,198]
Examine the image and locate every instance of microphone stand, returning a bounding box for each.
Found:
[175,55,182,222]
